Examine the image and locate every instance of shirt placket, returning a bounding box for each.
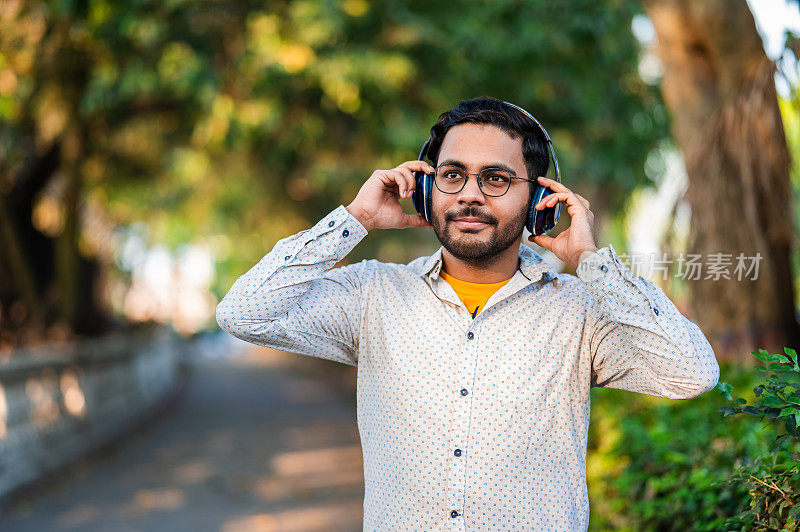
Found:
[445,308,479,529]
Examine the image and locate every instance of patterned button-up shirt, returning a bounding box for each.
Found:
[216,204,720,531]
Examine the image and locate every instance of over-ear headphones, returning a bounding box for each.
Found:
[411,100,561,236]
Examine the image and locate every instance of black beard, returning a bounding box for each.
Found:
[432,205,527,265]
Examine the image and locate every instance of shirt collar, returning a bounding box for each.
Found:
[414,244,560,285]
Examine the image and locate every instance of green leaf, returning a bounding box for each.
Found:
[766,351,784,362]
[764,396,783,407]
[742,405,763,416]
[753,349,769,362]
[779,407,800,426]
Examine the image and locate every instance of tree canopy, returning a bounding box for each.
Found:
[0,0,667,338]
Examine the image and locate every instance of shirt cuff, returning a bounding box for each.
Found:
[289,204,369,260]
[576,245,617,283]
[575,243,638,303]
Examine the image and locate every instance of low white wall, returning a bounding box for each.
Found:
[0,325,185,499]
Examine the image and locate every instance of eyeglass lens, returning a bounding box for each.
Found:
[434,166,512,196]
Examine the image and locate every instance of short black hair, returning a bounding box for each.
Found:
[426,96,550,196]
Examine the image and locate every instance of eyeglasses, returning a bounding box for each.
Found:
[431,164,536,197]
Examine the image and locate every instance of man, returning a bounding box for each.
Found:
[216,97,720,531]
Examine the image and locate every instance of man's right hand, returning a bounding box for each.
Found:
[346,160,436,232]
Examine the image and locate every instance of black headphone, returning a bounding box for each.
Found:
[411,100,561,236]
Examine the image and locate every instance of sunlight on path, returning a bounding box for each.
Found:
[3,334,364,532]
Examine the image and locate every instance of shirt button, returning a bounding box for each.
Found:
[460,388,468,396]
[454,448,462,457]
[600,264,608,272]
[451,510,459,518]
[284,255,290,261]
[342,229,349,237]
[328,220,335,227]
[654,307,659,315]
[467,331,474,340]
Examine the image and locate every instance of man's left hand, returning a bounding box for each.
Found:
[527,176,598,270]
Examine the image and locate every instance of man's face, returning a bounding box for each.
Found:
[431,123,530,264]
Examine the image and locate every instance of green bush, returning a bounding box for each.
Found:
[714,348,800,531]
[587,348,800,531]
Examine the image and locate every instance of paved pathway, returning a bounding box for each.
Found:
[2,335,364,531]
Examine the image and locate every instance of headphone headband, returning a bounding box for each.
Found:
[499,100,560,183]
[418,101,560,184]
[413,99,562,235]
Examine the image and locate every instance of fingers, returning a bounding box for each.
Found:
[534,177,567,210]
[402,212,434,228]
[533,180,592,213]
[534,191,595,223]
[395,160,434,198]
[398,160,436,174]
[536,176,592,209]
[528,233,555,251]
[536,176,569,194]
[379,161,435,199]
[392,167,417,199]
[534,191,578,210]
[378,169,414,198]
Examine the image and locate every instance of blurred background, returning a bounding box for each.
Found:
[1,0,799,530]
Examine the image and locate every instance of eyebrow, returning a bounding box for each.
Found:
[438,159,518,176]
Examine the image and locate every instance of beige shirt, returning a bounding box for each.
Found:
[216,204,720,531]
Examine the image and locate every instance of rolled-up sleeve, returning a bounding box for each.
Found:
[578,244,720,399]
[216,205,369,366]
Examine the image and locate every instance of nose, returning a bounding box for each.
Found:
[455,173,486,204]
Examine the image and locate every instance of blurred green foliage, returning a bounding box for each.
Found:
[587,350,800,531]
[0,0,668,300]
[716,348,800,531]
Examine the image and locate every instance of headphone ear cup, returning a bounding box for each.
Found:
[526,196,536,235]
[412,137,435,223]
[412,170,434,223]
[412,170,424,216]
[528,185,558,236]
[424,172,433,222]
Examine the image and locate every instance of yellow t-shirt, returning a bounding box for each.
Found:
[440,270,513,318]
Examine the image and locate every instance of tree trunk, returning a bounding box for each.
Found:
[643,0,800,361]
[0,15,108,346]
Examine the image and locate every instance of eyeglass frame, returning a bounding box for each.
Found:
[426,163,537,197]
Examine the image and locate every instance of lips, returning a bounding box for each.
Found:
[453,217,491,229]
